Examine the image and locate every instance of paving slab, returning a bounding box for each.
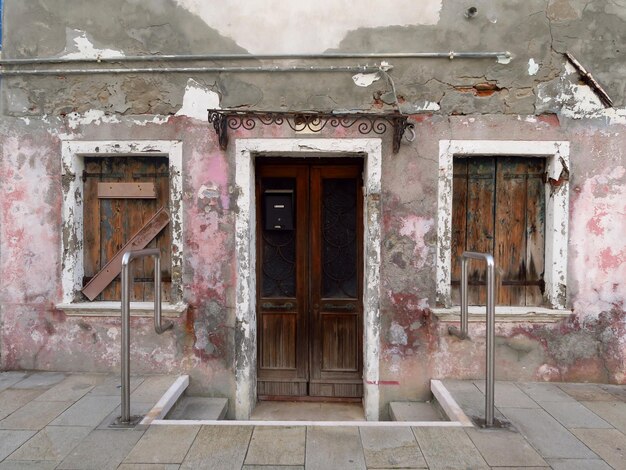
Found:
[166,396,228,420]
[581,401,626,433]
[244,426,305,466]
[540,400,612,429]
[441,379,482,394]
[118,465,180,470]
[0,430,37,460]
[180,425,252,469]
[571,428,626,470]
[0,460,59,469]
[34,374,106,402]
[306,426,366,470]
[389,402,444,421]
[0,389,44,421]
[501,407,598,459]
[466,428,547,467]
[411,427,489,470]
[0,372,28,392]
[9,373,66,390]
[88,375,145,396]
[473,381,539,408]
[51,395,120,427]
[360,426,427,469]
[0,400,73,430]
[130,376,177,403]
[598,384,626,401]
[515,382,577,403]
[97,401,156,429]
[546,458,613,470]
[124,425,200,464]
[251,401,364,421]
[57,429,145,469]
[242,466,303,470]
[557,383,618,402]
[444,389,506,423]
[6,426,91,462]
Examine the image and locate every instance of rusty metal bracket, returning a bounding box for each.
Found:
[565,52,613,108]
[208,110,414,154]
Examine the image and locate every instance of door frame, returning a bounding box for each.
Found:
[234,138,382,420]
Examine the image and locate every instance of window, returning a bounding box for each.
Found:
[451,157,545,306]
[59,140,184,308]
[82,156,171,301]
[437,140,570,311]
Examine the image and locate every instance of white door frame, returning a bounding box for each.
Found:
[234,138,383,420]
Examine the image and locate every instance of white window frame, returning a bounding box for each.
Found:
[436,140,570,310]
[58,140,184,310]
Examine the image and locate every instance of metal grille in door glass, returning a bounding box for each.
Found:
[322,178,358,298]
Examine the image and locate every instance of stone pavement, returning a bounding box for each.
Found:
[0,371,625,469]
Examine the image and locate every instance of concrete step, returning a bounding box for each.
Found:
[165,396,228,420]
[389,401,447,421]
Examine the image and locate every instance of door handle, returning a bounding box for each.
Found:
[322,303,356,312]
[261,302,294,310]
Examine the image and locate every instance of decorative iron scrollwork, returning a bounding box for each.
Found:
[208,111,229,151]
[207,110,414,154]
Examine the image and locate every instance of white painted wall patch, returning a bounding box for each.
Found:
[176,79,221,121]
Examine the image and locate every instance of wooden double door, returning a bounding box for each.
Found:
[256,160,364,399]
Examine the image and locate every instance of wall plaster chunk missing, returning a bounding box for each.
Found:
[62,29,125,59]
[528,58,539,76]
[352,72,381,87]
[176,79,221,121]
[538,62,626,124]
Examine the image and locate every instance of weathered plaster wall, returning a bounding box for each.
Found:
[1,0,625,417]
[2,0,624,115]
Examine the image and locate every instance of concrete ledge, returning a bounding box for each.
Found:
[56,301,188,317]
[431,379,474,427]
[389,401,445,422]
[146,379,473,428]
[432,306,572,323]
[151,419,467,427]
[141,375,189,426]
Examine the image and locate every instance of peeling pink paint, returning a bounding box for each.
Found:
[570,165,626,317]
[399,215,434,269]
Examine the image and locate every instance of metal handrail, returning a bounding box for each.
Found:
[448,251,496,427]
[113,248,173,427]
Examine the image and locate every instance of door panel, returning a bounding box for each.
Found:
[256,166,309,397]
[310,166,363,397]
[256,161,363,399]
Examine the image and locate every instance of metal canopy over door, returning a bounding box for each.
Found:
[256,160,363,399]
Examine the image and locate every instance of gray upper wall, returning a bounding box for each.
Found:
[1,0,624,116]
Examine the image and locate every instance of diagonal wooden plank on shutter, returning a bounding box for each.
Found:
[81,206,171,301]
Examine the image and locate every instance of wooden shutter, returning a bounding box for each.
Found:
[451,157,545,306]
[83,157,171,302]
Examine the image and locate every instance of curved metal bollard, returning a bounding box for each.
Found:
[112,248,173,427]
[448,251,496,427]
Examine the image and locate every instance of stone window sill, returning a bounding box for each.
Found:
[432,306,572,323]
[56,301,188,318]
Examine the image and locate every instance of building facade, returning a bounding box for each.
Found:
[0,0,624,419]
